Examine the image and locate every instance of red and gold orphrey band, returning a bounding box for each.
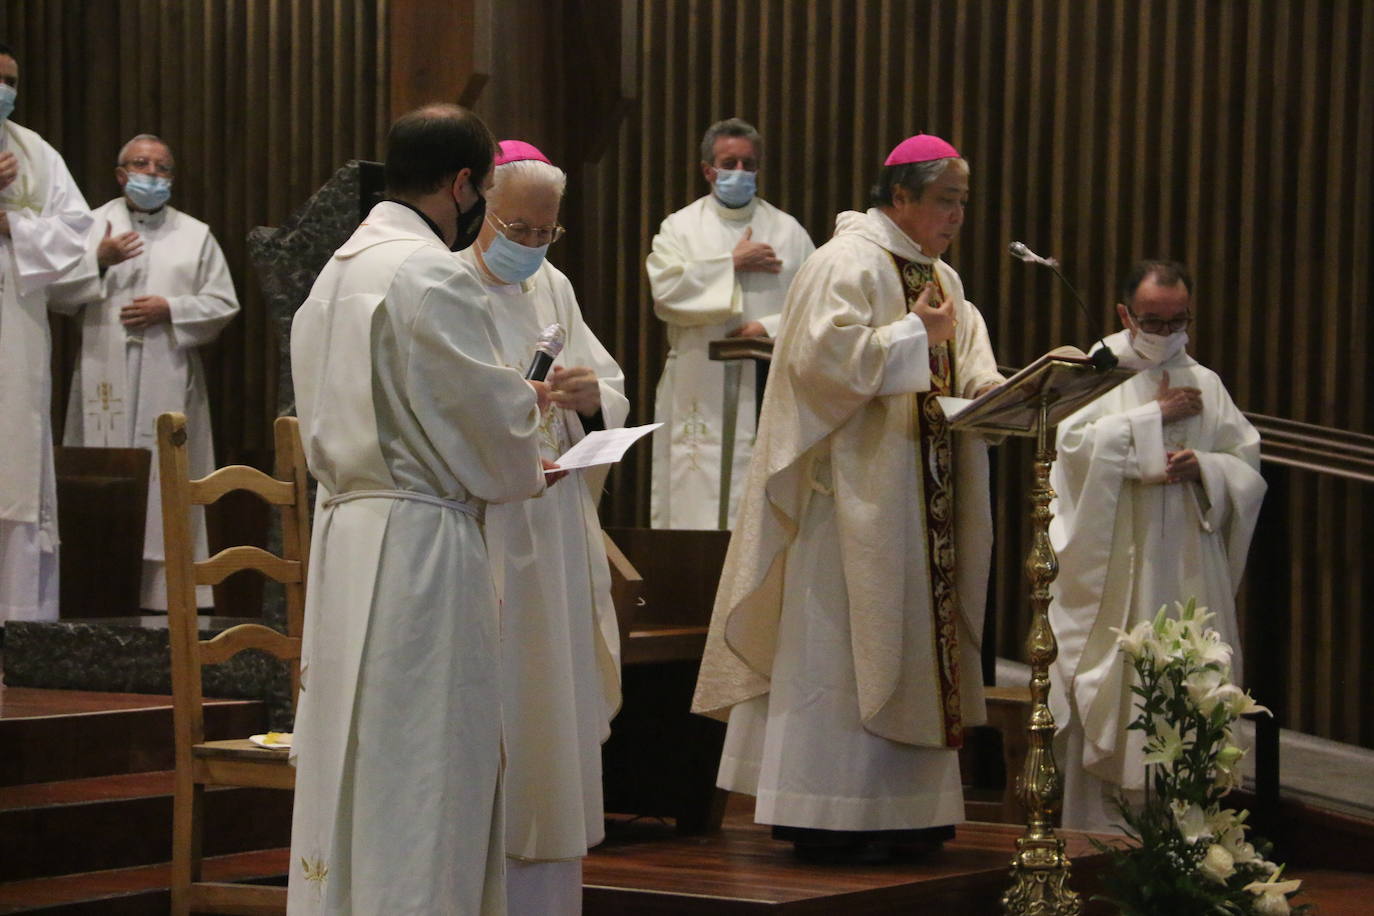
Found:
[893,254,964,748]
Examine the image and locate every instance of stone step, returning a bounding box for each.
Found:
[0,771,291,882]
[0,848,289,914]
[0,685,267,787]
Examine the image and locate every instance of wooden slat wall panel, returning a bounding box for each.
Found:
[0,0,1369,747]
[0,0,385,457]
[557,0,1374,749]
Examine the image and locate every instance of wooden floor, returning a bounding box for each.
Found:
[584,808,1116,915]
[586,811,1374,915]
[2,677,1373,914]
[0,850,289,914]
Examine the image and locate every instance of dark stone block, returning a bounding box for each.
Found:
[1,617,293,730]
[246,159,381,420]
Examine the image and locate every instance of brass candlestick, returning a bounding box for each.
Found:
[1001,394,1081,916]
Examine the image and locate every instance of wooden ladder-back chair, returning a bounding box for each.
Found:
[158,412,309,916]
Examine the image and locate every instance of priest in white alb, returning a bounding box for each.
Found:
[288,105,549,915]
[62,134,239,610]
[647,117,813,529]
[1049,260,1266,834]
[0,42,95,624]
[692,135,1005,861]
[458,139,627,915]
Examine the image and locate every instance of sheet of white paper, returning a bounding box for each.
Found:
[549,423,663,472]
[937,396,975,420]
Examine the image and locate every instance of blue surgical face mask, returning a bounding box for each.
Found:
[713,168,756,208]
[0,85,14,123]
[125,172,172,211]
[481,223,548,284]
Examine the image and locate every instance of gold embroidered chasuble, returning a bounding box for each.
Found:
[692,207,1004,750]
[891,253,965,748]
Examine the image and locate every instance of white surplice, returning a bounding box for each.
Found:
[457,251,627,907]
[692,209,1004,831]
[62,198,239,609]
[647,194,813,529]
[288,202,547,916]
[1048,330,1266,832]
[0,120,94,623]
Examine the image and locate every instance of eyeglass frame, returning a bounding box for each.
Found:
[486,210,565,247]
[120,157,176,177]
[1127,309,1192,335]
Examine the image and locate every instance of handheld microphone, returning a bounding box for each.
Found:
[524,322,566,381]
[1008,241,1118,371]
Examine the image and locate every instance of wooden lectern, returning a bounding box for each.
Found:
[55,446,151,618]
[943,349,1132,916]
[602,527,732,833]
[707,337,774,529]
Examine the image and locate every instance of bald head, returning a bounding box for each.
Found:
[117,134,174,171]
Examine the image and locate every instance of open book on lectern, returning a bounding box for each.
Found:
[937,346,1135,437]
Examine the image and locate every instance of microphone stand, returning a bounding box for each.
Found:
[1009,243,1118,371]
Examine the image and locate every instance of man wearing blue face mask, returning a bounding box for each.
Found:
[59,134,240,611]
[1048,260,1266,834]
[0,41,96,626]
[460,138,629,916]
[647,117,815,529]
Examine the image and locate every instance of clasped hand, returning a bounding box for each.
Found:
[548,366,601,417]
[1165,449,1200,483]
[526,381,568,486]
[120,295,171,328]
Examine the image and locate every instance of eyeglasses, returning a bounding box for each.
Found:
[1129,310,1192,335]
[487,210,565,247]
[120,157,175,177]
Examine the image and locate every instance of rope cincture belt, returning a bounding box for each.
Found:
[322,489,485,523]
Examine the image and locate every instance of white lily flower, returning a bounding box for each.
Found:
[1112,620,1157,661]
[1204,806,1243,832]
[1184,668,1227,715]
[1169,799,1212,844]
[1226,687,1270,719]
[1143,718,1185,767]
[1193,630,1233,668]
[1205,810,1260,865]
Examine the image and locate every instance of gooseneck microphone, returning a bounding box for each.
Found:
[1009,241,1119,371]
[524,322,566,382]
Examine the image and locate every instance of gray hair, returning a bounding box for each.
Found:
[488,158,568,206]
[699,117,763,165]
[869,156,968,207]
[117,133,173,167]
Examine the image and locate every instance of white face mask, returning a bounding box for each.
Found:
[1130,329,1188,366]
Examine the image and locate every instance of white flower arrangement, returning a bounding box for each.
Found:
[1093,599,1308,916]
